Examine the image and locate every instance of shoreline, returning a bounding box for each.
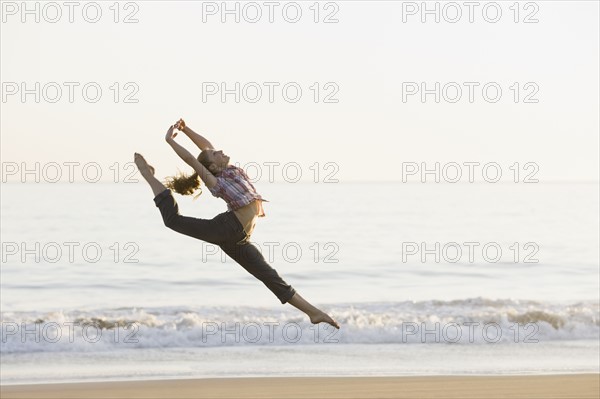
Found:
[2,374,599,399]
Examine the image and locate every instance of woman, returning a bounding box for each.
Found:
[134,120,340,329]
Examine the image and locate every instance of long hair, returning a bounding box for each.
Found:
[164,151,213,200]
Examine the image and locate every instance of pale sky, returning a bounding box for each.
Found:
[1,0,598,182]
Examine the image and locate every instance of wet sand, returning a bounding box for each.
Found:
[2,374,599,398]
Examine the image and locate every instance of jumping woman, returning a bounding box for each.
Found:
[134,119,340,329]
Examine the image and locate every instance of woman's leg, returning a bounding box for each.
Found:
[153,189,229,244]
[135,153,227,244]
[220,242,297,304]
[220,242,340,329]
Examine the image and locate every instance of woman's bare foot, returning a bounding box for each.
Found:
[309,311,340,329]
[134,153,167,196]
[134,152,155,178]
[287,292,340,329]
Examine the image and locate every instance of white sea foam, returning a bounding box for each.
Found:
[2,298,598,354]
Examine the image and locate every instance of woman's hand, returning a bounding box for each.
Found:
[174,118,186,132]
[165,125,178,143]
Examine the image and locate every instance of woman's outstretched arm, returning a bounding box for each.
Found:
[165,125,217,188]
[175,119,214,151]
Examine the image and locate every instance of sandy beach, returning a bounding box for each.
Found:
[1,374,598,399]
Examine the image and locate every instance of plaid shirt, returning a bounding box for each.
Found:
[208,165,268,216]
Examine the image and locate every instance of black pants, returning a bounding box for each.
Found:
[153,188,297,304]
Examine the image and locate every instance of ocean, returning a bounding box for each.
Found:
[1,181,598,384]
